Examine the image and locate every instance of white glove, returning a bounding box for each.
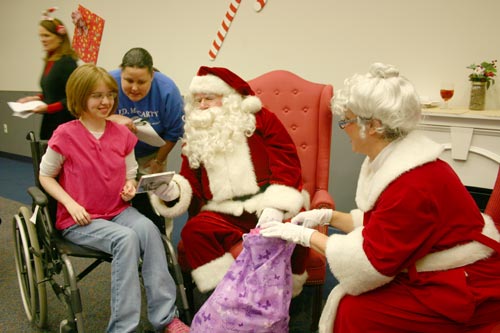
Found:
[256,207,284,227]
[152,182,180,202]
[259,221,316,247]
[291,209,333,228]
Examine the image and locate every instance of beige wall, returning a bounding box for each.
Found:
[1,0,499,210]
[2,0,500,107]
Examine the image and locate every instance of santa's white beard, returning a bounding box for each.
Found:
[182,104,255,169]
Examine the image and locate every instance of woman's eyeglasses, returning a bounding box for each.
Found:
[338,117,357,129]
[90,92,117,101]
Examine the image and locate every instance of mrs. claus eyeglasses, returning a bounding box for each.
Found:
[338,117,357,129]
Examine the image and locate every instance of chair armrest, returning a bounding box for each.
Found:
[28,186,48,206]
[310,189,335,210]
[316,224,329,235]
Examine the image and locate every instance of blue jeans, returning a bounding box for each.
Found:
[63,206,177,333]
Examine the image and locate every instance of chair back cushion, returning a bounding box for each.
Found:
[249,70,333,201]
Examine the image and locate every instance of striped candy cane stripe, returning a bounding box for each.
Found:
[254,0,268,12]
[208,0,242,61]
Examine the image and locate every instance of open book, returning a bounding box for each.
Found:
[136,171,175,193]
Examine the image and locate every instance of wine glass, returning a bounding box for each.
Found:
[440,82,454,109]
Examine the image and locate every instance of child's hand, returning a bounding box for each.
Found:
[66,201,92,226]
[120,180,136,202]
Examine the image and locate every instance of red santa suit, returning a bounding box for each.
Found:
[320,131,500,333]
[152,67,308,294]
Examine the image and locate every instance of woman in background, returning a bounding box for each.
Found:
[17,8,78,140]
[108,47,184,234]
[109,47,184,175]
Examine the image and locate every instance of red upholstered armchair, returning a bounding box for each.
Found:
[248,70,335,330]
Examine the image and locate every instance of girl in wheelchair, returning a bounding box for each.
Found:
[38,63,189,333]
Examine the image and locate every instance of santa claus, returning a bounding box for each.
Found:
[151,66,310,296]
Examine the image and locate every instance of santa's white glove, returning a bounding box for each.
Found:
[256,207,284,227]
[152,182,180,202]
[259,221,316,247]
[291,209,333,228]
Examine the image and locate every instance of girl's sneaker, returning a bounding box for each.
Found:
[164,317,189,333]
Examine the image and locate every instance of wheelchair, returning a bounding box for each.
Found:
[12,131,191,332]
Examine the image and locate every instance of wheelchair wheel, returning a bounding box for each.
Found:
[12,206,48,328]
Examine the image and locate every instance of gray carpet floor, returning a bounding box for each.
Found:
[0,196,127,332]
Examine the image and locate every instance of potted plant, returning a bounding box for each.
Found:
[466,60,497,110]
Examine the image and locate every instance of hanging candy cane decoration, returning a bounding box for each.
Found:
[254,0,268,12]
[208,0,268,61]
[208,0,242,61]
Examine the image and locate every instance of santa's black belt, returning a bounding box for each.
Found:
[232,194,254,201]
[231,184,269,202]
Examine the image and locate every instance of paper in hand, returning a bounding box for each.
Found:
[8,101,46,118]
[135,121,166,147]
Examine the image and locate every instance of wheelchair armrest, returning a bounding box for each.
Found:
[28,186,49,206]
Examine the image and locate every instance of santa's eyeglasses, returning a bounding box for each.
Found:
[193,94,222,106]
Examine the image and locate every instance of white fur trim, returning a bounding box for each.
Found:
[292,271,308,297]
[356,132,444,211]
[241,95,262,114]
[244,184,304,219]
[201,135,303,217]
[326,227,393,296]
[350,208,364,228]
[202,184,305,218]
[319,284,346,333]
[150,174,192,218]
[205,138,259,203]
[189,74,235,96]
[202,200,246,216]
[413,214,499,272]
[191,252,235,293]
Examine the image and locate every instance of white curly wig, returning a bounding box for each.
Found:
[332,62,422,139]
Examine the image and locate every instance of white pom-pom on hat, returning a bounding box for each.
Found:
[241,95,262,114]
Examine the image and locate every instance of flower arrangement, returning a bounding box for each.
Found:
[467,60,497,89]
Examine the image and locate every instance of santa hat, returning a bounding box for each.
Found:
[189,66,262,114]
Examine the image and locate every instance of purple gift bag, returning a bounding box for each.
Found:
[190,229,296,333]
